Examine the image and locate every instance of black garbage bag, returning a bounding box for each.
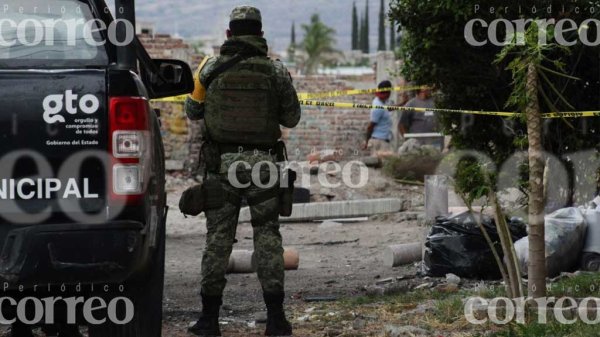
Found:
[424,212,527,280]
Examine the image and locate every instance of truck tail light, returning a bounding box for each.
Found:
[113,164,143,194]
[113,131,144,158]
[109,97,151,203]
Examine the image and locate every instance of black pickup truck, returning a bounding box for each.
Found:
[0,0,193,336]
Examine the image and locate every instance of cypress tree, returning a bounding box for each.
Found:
[378,0,386,51]
[389,19,396,51]
[352,2,359,50]
[288,22,296,62]
[363,0,370,53]
[359,13,364,53]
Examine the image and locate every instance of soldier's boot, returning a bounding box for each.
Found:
[188,294,222,337]
[264,292,292,336]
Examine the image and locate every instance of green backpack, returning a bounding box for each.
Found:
[204,57,282,146]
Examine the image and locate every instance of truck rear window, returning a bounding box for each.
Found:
[0,0,109,68]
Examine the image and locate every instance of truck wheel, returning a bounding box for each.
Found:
[88,213,166,337]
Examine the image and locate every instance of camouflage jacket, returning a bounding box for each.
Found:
[185,35,301,173]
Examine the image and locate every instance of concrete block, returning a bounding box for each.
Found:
[238,198,403,223]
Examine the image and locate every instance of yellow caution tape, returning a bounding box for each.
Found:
[154,86,425,103]
[299,100,600,119]
[154,95,187,103]
[297,86,425,100]
[299,100,516,117]
[152,95,600,119]
[542,111,600,118]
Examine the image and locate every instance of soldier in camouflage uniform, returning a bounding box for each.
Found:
[185,6,301,337]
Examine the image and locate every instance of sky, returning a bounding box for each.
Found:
[104,0,392,52]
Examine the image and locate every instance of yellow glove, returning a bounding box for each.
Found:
[190,56,211,103]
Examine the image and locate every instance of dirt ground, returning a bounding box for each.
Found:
[161,167,427,336]
[0,167,427,337]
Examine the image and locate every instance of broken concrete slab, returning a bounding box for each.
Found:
[238,198,403,223]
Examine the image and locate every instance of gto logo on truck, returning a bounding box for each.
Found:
[43,90,100,124]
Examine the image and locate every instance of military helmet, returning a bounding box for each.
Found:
[230,6,262,23]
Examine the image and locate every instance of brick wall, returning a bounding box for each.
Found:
[138,33,194,64]
[154,75,382,171]
[283,76,376,161]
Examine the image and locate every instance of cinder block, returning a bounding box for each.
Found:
[238,198,403,223]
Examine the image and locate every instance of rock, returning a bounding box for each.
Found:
[384,325,429,337]
[352,318,366,330]
[469,302,489,317]
[165,160,184,171]
[413,282,433,290]
[414,300,436,314]
[340,333,363,337]
[396,212,420,222]
[297,314,311,322]
[324,328,343,337]
[254,311,268,323]
[383,281,410,295]
[319,187,335,197]
[365,285,385,297]
[445,273,461,285]
[398,139,421,155]
[365,281,409,297]
[319,220,343,230]
[434,283,459,293]
[375,277,395,285]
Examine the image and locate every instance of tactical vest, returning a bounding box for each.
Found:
[204,57,281,146]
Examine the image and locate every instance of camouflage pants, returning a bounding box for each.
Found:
[201,171,284,296]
